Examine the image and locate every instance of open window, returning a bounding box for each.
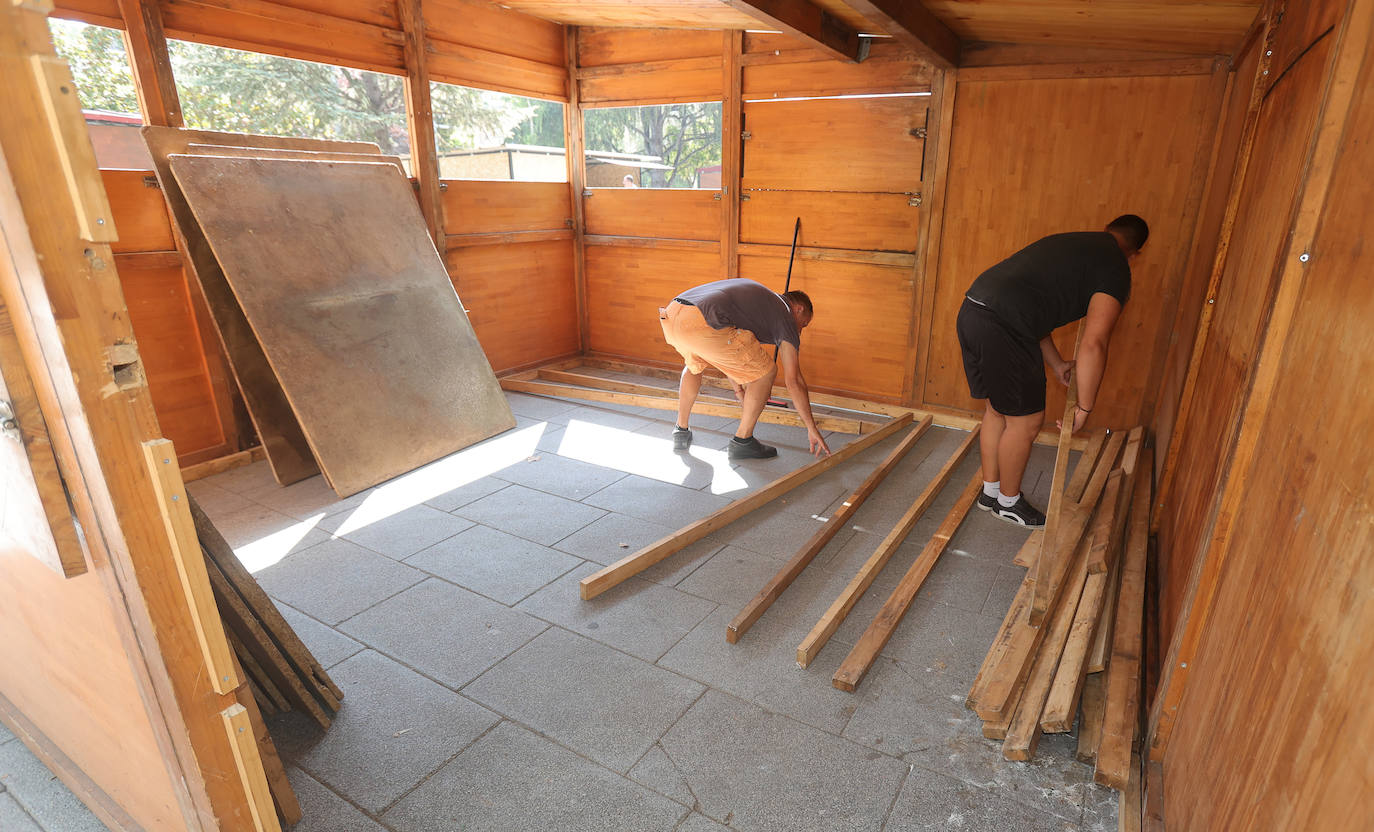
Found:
[429,81,566,182]
[47,18,146,169]
[583,102,722,189]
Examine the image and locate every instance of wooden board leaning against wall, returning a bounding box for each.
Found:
[576,27,935,405]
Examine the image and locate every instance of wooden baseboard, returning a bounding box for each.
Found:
[181,445,266,483]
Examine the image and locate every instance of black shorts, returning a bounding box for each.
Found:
[956,298,1046,417]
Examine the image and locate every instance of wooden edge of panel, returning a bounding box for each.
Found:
[219,704,281,832]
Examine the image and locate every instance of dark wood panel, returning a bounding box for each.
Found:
[741,96,927,193]
[583,189,721,241]
[441,180,571,235]
[740,190,919,252]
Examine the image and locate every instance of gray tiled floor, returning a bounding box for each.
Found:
[2,391,1116,831]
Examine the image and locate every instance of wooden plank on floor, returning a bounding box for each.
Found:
[1013,530,1041,568]
[1002,531,1092,760]
[579,414,916,600]
[181,445,265,483]
[1065,429,1109,503]
[1036,430,1125,620]
[1076,671,1107,763]
[1088,470,1128,574]
[833,471,984,692]
[1031,373,1079,626]
[1089,553,1122,674]
[1096,450,1152,790]
[796,425,981,668]
[726,417,933,643]
[1120,752,1144,832]
[1041,559,1112,731]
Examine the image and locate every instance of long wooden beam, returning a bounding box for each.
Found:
[797,424,980,667]
[579,414,916,599]
[564,27,590,354]
[1030,372,1078,626]
[842,0,960,68]
[726,416,932,644]
[398,0,446,249]
[832,470,982,691]
[116,0,183,127]
[722,0,868,63]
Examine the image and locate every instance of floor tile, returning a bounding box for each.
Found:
[487,453,627,500]
[885,767,1077,832]
[678,812,731,832]
[464,628,703,773]
[405,524,581,605]
[288,651,498,812]
[559,404,655,432]
[503,391,581,421]
[674,545,788,608]
[255,538,425,624]
[583,476,731,529]
[382,721,686,832]
[285,767,387,832]
[455,484,606,545]
[420,476,508,512]
[185,479,253,517]
[321,504,473,559]
[874,600,1003,701]
[518,563,716,662]
[274,601,364,670]
[657,691,907,832]
[627,743,696,807]
[211,503,333,573]
[0,741,105,832]
[338,579,547,689]
[560,419,731,491]
[909,550,1001,614]
[0,793,41,832]
[206,460,279,495]
[554,513,674,566]
[250,474,372,522]
[708,502,836,560]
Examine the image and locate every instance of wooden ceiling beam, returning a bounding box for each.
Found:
[722,0,869,63]
[843,0,960,68]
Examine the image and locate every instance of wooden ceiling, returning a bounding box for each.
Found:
[491,0,1263,56]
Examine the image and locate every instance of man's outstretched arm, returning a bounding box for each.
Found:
[777,341,831,457]
[1070,292,1122,431]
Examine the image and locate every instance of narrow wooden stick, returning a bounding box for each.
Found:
[795,425,981,667]
[579,414,915,599]
[726,417,933,643]
[833,472,984,692]
[1031,371,1079,626]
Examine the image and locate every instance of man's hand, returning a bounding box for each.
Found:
[1053,359,1075,387]
[1056,404,1090,433]
[808,428,832,457]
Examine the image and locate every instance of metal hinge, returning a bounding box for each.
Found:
[583,189,594,198]
[0,400,18,444]
[741,130,752,140]
[142,175,160,189]
[908,193,922,207]
[910,127,927,139]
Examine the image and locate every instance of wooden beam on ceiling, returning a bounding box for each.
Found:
[842,0,960,68]
[722,0,869,63]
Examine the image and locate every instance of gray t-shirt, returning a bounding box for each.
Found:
[676,278,801,350]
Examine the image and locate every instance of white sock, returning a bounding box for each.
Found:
[998,492,1020,508]
[983,481,1000,499]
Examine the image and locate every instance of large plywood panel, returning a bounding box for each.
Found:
[739,253,913,400]
[103,170,175,253]
[583,189,720,241]
[171,155,513,496]
[446,238,578,372]
[585,245,719,363]
[1156,39,1331,651]
[442,180,571,235]
[924,71,1219,430]
[579,27,722,66]
[742,96,927,193]
[741,190,919,252]
[1164,36,1374,831]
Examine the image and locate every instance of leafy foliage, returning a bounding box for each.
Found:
[48,18,140,114]
[584,102,722,188]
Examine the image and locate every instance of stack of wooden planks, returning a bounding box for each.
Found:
[964,421,1153,815]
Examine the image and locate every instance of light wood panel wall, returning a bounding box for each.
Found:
[922,67,1226,430]
[1159,2,1374,827]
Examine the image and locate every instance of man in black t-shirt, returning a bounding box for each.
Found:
[956,214,1148,527]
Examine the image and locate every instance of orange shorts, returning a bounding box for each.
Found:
[658,300,774,385]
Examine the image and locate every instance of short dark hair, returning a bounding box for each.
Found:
[1107,214,1149,250]
[781,290,813,318]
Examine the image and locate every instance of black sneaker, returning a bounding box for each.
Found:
[977,491,998,512]
[728,435,778,460]
[672,427,693,451]
[994,495,1046,528]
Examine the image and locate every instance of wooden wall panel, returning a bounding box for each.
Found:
[580,66,722,106]
[741,96,927,192]
[104,170,175,253]
[1164,27,1374,830]
[1156,37,1333,656]
[740,191,919,252]
[441,180,571,235]
[424,0,564,67]
[922,70,1221,430]
[584,245,719,363]
[742,58,931,99]
[446,239,578,371]
[578,26,721,66]
[120,264,228,457]
[738,253,913,400]
[583,189,720,240]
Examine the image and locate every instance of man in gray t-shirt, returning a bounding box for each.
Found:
[659,278,830,459]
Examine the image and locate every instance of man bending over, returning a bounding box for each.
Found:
[659,278,831,459]
[956,214,1148,527]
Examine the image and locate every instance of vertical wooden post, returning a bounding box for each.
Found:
[720,29,743,279]
[397,0,446,250]
[907,67,956,407]
[563,26,589,353]
[116,0,182,127]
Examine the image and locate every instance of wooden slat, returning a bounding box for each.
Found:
[726,417,932,644]
[585,234,719,252]
[1088,552,1121,673]
[1086,470,1125,574]
[564,28,589,353]
[583,189,721,241]
[797,425,980,667]
[1031,371,1078,626]
[736,242,914,268]
[1002,528,1092,760]
[399,0,444,247]
[1041,565,1111,732]
[742,52,931,99]
[181,445,263,483]
[116,0,182,126]
[721,0,864,63]
[446,229,572,248]
[579,65,721,105]
[442,181,571,236]
[219,704,281,832]
[233,675,300,827]
[740,190,919,253]
[841,0,959,68]
[833,471,983,692]
[1036,430,1124,621]
[1097,450,1152,789]
[422,0,565,69]
[141,439,240,695]
[29,54,118,242]
[1076,670,1107,763]
[1065,428,1108,504]
[578,26,722,66]
[579,413,915,600]
[722,29,742,278]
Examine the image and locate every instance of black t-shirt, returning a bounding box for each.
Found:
[965,231,1131,340]
[676,278,801,350]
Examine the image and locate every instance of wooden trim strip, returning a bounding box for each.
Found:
[116,0,183,127]
[721,30,743,279]
[219,704,281,832]
[797,424,980,668]
[959,58,1217,83]
[726,417,933,644]
[576,55,721,79]
[722,0,865,63]
[736,241,915,268]
[1065,428,1108,503]
[141,439,240,696]
[445,229,572,248]
[578,413,916,600]
[564,27,589,352]
[908,67,955,405]
[181,445,264,483]
[1075,671,1107,763]
[832,470,983,691]
[113,250,182,269]
[1031,371,1079,626]
[584,234,720,252]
